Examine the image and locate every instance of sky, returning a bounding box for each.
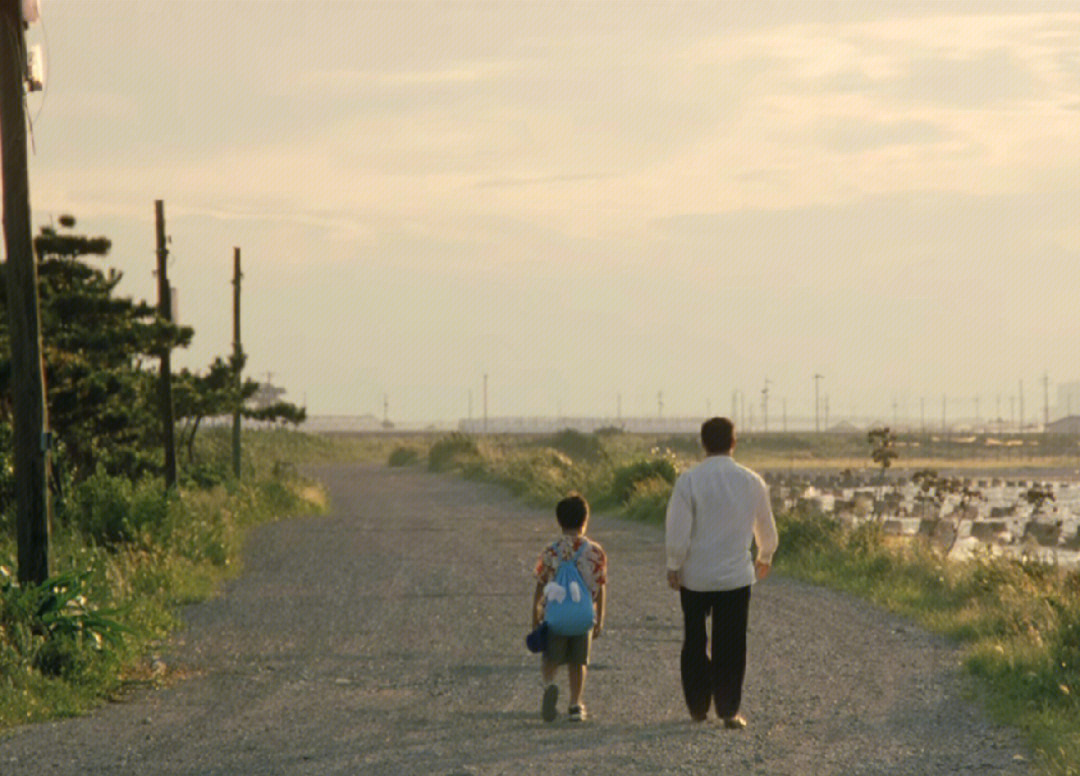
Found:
[17,1,1080,426]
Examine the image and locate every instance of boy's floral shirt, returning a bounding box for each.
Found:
[534,535,607,597]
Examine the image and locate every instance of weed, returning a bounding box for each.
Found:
[610,457,679,506]
[428,434,480,472]
[388,446,421,467]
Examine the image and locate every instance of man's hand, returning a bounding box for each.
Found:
[667,569,681,590]
[755,560,771,580]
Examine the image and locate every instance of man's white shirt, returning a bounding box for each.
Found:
[665,455,779,592]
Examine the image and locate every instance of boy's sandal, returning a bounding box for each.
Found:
[568,704,586,722]
[721,714,747,729]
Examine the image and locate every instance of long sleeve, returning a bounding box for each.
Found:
[753,484,779,565]
[665,475,693,571]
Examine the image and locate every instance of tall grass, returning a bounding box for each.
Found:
[0,428,327,728]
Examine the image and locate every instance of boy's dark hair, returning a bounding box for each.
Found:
[556,493,590,530]
[701,417,735,454]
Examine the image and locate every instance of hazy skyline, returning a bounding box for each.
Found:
[18,1,1080,424]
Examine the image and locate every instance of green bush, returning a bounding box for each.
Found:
[610,458,678,505]
[657,434,701,456]
[181,461,228,489]
[428,434,480,472]
[388,446,421,467]
[61,471,170,548]
[774,507,843,558]
[622,476,672,523]
[547,429,606,463]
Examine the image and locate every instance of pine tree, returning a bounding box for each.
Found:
[0,217,192,490]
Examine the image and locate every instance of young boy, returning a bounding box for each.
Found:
[532,493,607,722]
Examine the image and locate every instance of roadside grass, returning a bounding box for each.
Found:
[415,429,1080,776]
[0,428,328,729]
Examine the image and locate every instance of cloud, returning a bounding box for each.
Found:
[813,118,952,152]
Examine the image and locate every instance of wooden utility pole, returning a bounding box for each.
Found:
[155,201,177,488]
[1,0,50,584]
[232,247,242,479]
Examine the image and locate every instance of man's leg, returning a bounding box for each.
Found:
[711,585,751,719]
[679,587,712,721]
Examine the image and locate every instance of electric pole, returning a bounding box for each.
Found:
[2,0,50,583]
[1018,380,1024,433]
[1043,372,1049,428]
[762,379,770,431]
[813,374,823,433]
[231,247,242,479]
[155,201,177,488]
[482,373,488,433]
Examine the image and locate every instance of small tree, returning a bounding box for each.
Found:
[174,355,305,467]
[867,426,898,476]
[867,426,898,517]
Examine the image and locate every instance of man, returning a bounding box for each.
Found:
[665,417,778,728]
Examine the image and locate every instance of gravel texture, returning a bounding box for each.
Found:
[0,464,1035,775]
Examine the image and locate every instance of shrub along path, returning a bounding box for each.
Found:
[0,464,1033,774]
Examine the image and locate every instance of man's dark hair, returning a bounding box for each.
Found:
[556,493,590,530]
[701,417,735,454]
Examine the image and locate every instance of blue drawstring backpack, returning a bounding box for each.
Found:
[543,543,595,636]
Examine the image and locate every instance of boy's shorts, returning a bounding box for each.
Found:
[544,631,592,666]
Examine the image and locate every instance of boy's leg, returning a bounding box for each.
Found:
[541,639,567,722]
[679,587,713,721]
[567,663,586,706]
[542,657,558,684]
[711,585,751,719]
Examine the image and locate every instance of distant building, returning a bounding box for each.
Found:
[827,420,862,434]
[304,414,383,433]
[249,381,286,410]
[1045,415,1080,434]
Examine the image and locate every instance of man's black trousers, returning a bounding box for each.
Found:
[678,584,751,720]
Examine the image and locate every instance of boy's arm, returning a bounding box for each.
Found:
[592,582,606,638]
[532,581,545,628]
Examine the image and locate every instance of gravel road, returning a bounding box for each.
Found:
[0,464,1034,775]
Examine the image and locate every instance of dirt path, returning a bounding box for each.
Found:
[0,464,1033,775]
